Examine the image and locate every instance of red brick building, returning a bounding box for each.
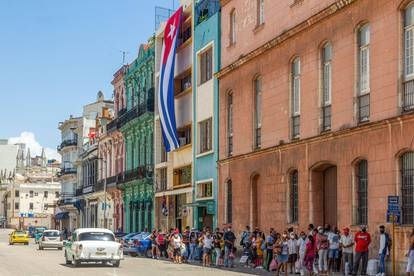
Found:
[217,0,414,270]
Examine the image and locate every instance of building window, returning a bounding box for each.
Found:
[160,136,167,163]
[34,192,38,196]
[356,160,368,225]
[196,181,213,200]
[254,76,262,149]
[29,203,34,210]
[173,165,192,187]
[227,92,234,157]
[29,191,33,198]
[226,180,232,223]
[230,10,236,45]
[291,58,301,139]
[177,125,191,147]
[14,202,19,210]
[55,191,59,198]
[405,4,414,111]
[156,167,167,192]
[322,43,332,131]
[357,24,370,122]
[289,170,299,223]
[199,118,212,154]
[44,191,48,198]
[402,151,414,224]
[257,0,265,25]
[200,47,213,85]
[15,190,19,197]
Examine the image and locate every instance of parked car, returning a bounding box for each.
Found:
[38,230,63,250]
[9,230,29,245]
[123,232,152,258]
[34,227,47,243]
[118,232,139,244]
[64,228,123,267]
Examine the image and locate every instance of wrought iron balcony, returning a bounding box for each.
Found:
[75,188,83,197]
[58,167,77,177]
[195,0,220,26]
[120,165,154,184]
[107,119,118,134]
[57,139,77,151]
[118,93,154,129]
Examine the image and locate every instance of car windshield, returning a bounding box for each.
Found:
[78,232,115,242]
[15,231,26,235]
[44,231,60,237]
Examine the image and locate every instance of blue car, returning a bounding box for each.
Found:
[123,232,152,258]
[119,232,139,244]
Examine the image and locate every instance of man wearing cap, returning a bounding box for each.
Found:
[353,225,371,276]
[340,227,354,275]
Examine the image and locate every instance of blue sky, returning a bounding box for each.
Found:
[0,0,175,158]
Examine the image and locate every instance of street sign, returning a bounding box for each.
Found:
[388,196,400,211]
[386,210,400,224]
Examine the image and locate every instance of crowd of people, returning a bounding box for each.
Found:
[143,223,414,276]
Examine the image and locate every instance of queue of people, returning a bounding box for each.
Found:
[142,223,408,276]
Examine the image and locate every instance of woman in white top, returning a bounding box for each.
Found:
[172,230,183,264]
[202,231,213,267]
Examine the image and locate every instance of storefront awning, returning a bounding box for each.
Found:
[55,212,69,220]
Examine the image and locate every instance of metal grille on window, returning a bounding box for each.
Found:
[404,6,414,111]
[358,24,370,122]
[357,160,368,225]
[322,43,332,131]
[292,58,300,138]
[290,170,299,223]
[292,115,300,139]
[402,152,414,225]
[227,180,232,223]
[228,92,233,156]
[255,77,262,149]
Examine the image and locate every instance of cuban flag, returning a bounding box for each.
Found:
[158,7,183,152]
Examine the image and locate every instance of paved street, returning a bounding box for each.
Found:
[0,229,256,276]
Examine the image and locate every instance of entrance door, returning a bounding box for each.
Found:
[323,166,337,226]
[198,207,213,230]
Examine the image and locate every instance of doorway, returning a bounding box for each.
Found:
[311,164,337,227]
[197,206,213,230]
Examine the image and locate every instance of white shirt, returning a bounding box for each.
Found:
[328,232,340,249]
[288,239,298,255]
[297,237,307,255]
[379,234,388,255]
[203,236,212,249]
[340,234,354,254]
[173,236,182,249]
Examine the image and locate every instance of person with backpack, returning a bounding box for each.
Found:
[377,225,391,276]
[240,225,251,249]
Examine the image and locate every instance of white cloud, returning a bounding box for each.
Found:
[8,131,61,161]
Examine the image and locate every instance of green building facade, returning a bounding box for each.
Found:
[119,42,155,233]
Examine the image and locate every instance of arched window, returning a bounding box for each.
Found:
[257,0,264,26]
[357,24,370,122]
[230,9,236,45]
[404,4,414,111]
[356,160,368,225]
[401,151,414,224]
[291,57,301,139]
[254,76,262,149]
[290,170,299,223]
[226,180,233,223]
[321,43,332,131]
[227,92,234,157]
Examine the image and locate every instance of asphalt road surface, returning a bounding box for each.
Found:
[0,229,252,276]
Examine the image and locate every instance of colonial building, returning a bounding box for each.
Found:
[154,0,194,232]
[118,42,155,233]
[191,0,220,230]
[107,65,128,232]
[217,0,414,272]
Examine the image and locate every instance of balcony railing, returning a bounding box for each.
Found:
[195,0,220,26]
[118,92,154,129]
[96,175,118,191]
[57,139,77,151]
[107,119,118,134]
[119,165,154,184]
[58,167,77,176]
[75,188,83,197]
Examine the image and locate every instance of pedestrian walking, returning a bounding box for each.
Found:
[304,234,317,276]
[316,226,329,275]
[340,227,354,275]
[352,225,371,276]
[406,229,414,275]
[297,231,307,276]
[377,225,391,276]
[223,224,236,268]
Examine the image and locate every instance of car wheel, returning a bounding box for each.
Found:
[73,258,80,267]
[130,252,137,257]
[145,248,152,258]
[58,247,63,250]
[65,252,71,265]
[38,245,43,250]
[112,260,120,267]
[25,243,29,245]
[9,242,12,245]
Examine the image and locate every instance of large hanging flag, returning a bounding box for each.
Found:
[158,7,183,152]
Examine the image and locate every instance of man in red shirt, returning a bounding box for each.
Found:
[352,225,371,275]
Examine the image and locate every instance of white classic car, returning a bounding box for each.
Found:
[64,228,123,267]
